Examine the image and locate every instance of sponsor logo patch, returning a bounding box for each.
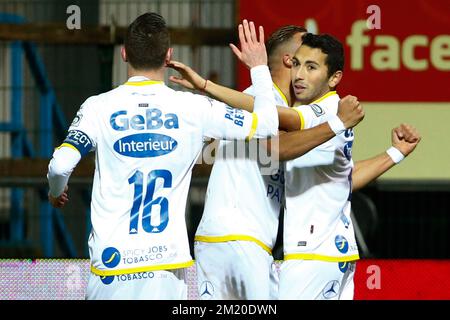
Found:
[310,104,325,117]
[113,133,177,158]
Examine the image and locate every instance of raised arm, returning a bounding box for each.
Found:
[186,20,278,140]
[169,60,295,129]
[352,123,421,191]
[168,20,269,113]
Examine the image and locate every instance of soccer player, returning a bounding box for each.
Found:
[46,13,280,300]
[169,21,364,299]
[278,33,421,300]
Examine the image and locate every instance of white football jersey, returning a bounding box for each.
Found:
[284,91,360,262]
[56,67,278,276]
[195,84,287,253]
[195,85,330,253]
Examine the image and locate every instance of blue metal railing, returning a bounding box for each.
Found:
[1,13,79,257]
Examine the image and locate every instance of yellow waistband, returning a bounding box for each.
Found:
[284,253,360,262]
[195,234,272,255]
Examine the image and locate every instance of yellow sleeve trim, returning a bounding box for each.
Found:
[246,113,258,141]
[124,80,164,86]
[292,107,305,130]
[90,260,194,276]
[55,143,80,153]
[284,253,360,262]
[195,234,272,255]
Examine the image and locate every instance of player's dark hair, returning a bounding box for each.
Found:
[266,25,307,59]
[301,33,344,78]
[125,12,170,70]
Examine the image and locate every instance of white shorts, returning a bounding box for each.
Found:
[194,241,278,300]
[86,268,188,300]
[278,259,356,300]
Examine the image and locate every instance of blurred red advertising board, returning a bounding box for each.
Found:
[354,259,450,300]
[238,0,450,102]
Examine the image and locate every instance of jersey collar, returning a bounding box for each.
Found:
[273,83,289,106]
[125,76,164,86]
[312,91,337,104]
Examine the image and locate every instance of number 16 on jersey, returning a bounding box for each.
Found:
[128,169,172,234]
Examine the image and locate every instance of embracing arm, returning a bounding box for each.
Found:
[169,67,313,132]
[266,123,335,161]
[169,20,289,131]
[265,95,365,160]
[203,83,304,132]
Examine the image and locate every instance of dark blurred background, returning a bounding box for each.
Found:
[0,0,449,261]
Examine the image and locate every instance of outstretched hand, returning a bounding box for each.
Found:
[48,185,69,209]
[392,124,421,157]
[167,60,206,91]
[229,19,267,69]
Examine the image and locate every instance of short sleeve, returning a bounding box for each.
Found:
[62,96,99,156]
[292,103,329,130]
[199,65,278,140]
[198,95,258,141]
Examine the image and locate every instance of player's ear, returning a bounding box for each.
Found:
[328,70,343,89]
[121,46,127,62]
[165,48,173,66]
[283,54,293,68]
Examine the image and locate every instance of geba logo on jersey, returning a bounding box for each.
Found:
[110,108,179,131]
[335,235,349,254]
[113,133,177,158]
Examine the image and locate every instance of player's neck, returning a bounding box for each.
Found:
[127,66,165,82]
[271,71,293,106]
